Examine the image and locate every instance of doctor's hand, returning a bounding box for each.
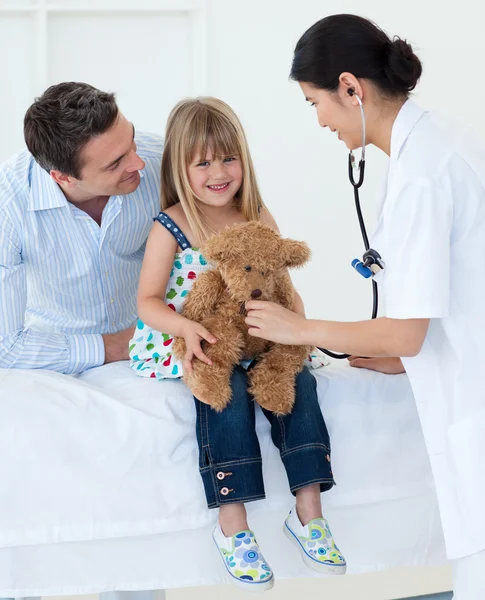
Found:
[348,356,405,375]
[245,301,308,345]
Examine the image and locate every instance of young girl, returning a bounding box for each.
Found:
[129,97,345,591]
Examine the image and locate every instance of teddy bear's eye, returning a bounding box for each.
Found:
[244,265,252,272]
[261,271,265,276]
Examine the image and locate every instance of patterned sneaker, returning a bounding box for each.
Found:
[212,524,274,592]
[284,506,347,575]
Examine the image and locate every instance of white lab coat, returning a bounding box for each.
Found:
[371,99,485,560]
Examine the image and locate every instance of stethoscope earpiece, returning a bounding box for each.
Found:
[348,88,366,173]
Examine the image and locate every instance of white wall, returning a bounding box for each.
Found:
[1,0,485,321]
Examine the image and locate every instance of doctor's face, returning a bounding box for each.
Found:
[299,82,364,151]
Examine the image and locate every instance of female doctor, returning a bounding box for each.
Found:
[246,14,485,600]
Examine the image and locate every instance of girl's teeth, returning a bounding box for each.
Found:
[209,183,228,190]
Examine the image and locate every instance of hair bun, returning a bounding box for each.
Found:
[384,37,422,92]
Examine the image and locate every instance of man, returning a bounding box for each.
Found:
[0,82,164,600]
[0,82,162,373]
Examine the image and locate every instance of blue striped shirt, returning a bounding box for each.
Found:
[0,132,163,374]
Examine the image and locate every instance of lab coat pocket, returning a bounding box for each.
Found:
[446,409,485,543]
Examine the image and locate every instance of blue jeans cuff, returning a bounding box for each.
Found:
[281,442,335,494]
[200,457,266,509]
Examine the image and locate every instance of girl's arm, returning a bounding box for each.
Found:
[138,223,188,335]
[293,291,306,317]
[137,223,216,365]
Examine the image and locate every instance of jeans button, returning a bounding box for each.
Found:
[217,471,225,481]
[220,487,229,496]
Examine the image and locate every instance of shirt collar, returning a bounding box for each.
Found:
[390,99,426,161]
[28,161,146,212]
[28,161,69,211]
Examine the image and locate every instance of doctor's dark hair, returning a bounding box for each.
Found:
[290,14,422,98]
[24,82,119,178]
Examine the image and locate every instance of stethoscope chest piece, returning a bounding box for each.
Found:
[352,249,385,279]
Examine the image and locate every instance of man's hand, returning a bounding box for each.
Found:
[103,327,136,364]
[347,356,405,375]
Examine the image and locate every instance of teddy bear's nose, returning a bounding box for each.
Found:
[251,289,262,299]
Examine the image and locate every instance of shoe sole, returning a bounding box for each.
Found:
[283,522,347,576]
[212,533,275,592]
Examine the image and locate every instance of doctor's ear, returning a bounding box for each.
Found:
[339,73,363,104]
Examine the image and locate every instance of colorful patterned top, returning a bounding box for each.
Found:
[129,212,211,379]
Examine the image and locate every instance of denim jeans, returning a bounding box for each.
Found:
[194,365,334,508]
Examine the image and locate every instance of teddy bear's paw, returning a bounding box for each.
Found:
[248,367,296,415]
[188,364,232,412]
[206,376,232,412]
[191,382,230,412]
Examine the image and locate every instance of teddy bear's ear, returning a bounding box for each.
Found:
[279,239,311,268]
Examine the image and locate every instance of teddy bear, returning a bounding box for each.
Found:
[172,221,312,415]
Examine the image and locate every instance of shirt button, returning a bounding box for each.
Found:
[110,298,115,304]
[216,472,225,481]
[112,322,116,328]
[220,487,229,496]
[105,271,109,277]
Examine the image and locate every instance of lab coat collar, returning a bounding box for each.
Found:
[390,99,426,161]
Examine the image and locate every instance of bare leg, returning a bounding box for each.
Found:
[295,483,323,525]
[219,503,249,537]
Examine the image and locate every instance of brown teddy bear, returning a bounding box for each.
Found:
[172,221,312,415]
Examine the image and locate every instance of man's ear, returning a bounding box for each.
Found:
[50,170,79,188]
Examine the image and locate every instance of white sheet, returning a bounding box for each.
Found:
[0,361,446,594]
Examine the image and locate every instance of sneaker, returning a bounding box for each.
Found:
[284,506,347,575]
[212,523,274,592]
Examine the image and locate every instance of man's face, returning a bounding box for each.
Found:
[73,113,146,198]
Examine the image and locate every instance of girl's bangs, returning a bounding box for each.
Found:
[185,111,241,163]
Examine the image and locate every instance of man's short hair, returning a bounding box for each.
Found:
[24,82,119,178]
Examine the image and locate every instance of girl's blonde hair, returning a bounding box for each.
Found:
[160,97,265,244]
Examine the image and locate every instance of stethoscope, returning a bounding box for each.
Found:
[319,88,385,360]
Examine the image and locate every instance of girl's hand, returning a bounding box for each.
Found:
[181,321,217,376]
[245,301,308,345]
